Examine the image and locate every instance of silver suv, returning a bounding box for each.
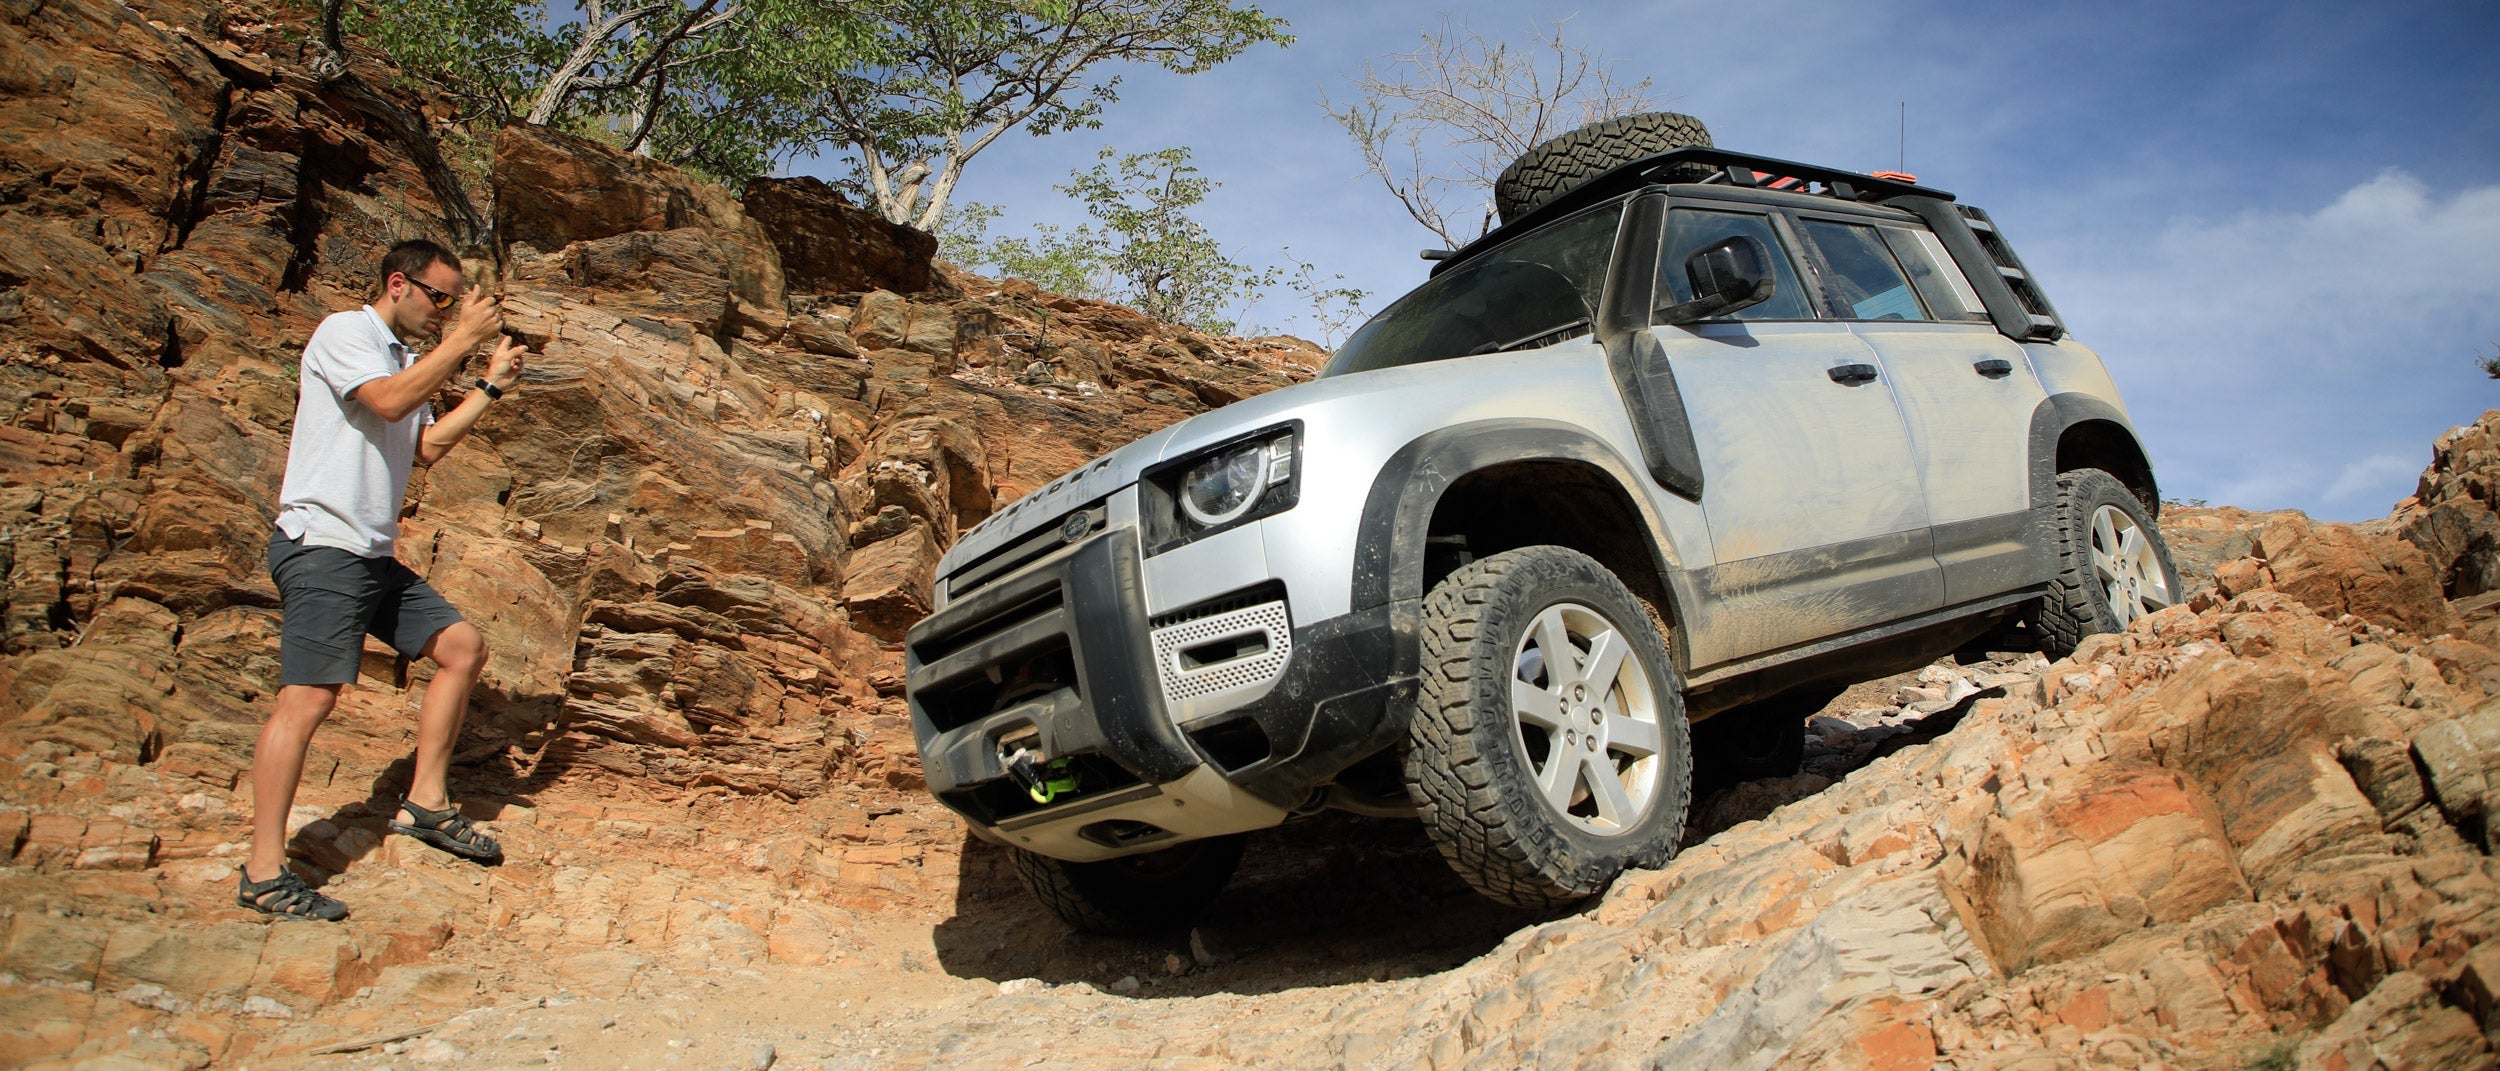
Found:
[905,136,2178,931]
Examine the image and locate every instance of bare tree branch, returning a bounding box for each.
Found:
[526,0,731,126]
[1322,15,1658,247]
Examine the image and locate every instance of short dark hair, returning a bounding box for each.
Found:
[378,239,459,287]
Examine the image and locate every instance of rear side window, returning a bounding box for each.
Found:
[1883,226,1992,322]
[1657,209,1813,321]
[1798,219,1926,321]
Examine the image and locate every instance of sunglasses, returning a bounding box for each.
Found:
[406,277,458,310]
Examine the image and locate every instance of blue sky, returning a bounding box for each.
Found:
[790,0,2500,521]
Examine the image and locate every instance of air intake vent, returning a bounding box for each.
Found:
[1955,205,2064,340]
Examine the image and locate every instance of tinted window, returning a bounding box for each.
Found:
[1799,219,1927,320]
[1657,209,1812,321]
[1325,204,1622,377]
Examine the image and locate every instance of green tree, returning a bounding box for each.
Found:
[790,0,1290,231]
[350,0,738,129]
[944,201,1119,300]
[954,147,1275,334]
[345,0,838,175]
[648,0,882,179]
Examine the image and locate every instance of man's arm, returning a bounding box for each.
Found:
[353,287,502,422]
[418,338,526,466]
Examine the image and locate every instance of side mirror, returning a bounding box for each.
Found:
[1656,235,1777,325]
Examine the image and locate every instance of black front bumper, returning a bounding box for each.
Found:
[908,530,1198,807]
[906,527,1417,828]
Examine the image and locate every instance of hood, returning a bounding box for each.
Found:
[936,372,1407,578]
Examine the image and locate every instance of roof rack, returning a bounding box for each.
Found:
[1433,146,1958,276]
[1651,146,1953,203]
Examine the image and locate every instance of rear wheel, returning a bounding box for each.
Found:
[1493,111,1714,225]
[1405,546,1692,909]
[2036,468,2181,656]
[1011,835,1245,935]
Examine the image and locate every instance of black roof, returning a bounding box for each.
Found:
[1433,146,1960,277]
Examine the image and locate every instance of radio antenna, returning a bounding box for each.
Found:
[1898,102,1906,173]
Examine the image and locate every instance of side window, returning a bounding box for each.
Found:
[1881,226,1992,322]
[1797,219,1928,321]
[1657,209,1813,321]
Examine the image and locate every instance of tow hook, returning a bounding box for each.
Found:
[1001,744,1079,804]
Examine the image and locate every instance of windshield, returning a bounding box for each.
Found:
[1323,202,1625,377]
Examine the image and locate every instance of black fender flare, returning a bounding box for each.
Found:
[1349,419,1695,673]
[2028,393,2158,509]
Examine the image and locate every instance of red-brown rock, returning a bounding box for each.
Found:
[741,176,938,296]
[2210,513,2461,637]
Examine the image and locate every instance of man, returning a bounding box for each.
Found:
[238,238,528,920]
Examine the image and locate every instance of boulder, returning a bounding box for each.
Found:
[1958,762,2250,971]
[494,124,783,312]
[2397,409,2500,598]
[841,523,941,641]
[741,176,938,295]
[2210,513,2460,637]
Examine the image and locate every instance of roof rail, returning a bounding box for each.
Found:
[1433,147,1957,276]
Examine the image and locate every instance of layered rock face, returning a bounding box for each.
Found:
[2399,409,2500,600]
[0,0,1316,793]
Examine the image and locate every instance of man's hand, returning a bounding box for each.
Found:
[445,286,503,353]
[484,337,527,392]
[419,336,529,465]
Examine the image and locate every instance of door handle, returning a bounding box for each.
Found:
[1973,358,2014,378]
[1827,363,1879,385]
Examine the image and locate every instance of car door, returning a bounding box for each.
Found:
[1789,214,2050,603]
[1645,203,1942,668]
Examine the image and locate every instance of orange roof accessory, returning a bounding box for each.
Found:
[1870,170,1918,183]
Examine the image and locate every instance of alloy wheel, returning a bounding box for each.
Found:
[1508,602,1666,836]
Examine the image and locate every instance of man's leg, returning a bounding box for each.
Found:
[406,621,487,813]
[245,683,343,884]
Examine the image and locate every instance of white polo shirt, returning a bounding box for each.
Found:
[273,306,434,558]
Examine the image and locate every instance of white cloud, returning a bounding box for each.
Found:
[2324,452,2424,504]
[2044,170,2500,520]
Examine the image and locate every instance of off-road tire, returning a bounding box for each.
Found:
[1010,835,1245,935]
[1405,546,1693,909]
[2035,468,2182,657]
[1494,111,1714,225]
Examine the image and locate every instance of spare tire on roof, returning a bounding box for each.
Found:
[1493,111,1713,225]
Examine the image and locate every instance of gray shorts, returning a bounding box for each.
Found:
[269,532,466,687]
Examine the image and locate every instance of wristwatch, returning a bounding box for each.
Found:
[475,378,504,400]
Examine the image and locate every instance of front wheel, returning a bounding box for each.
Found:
[1405,546,1693,909]
[2035,468,2181,656]
[1011,835,1245,935]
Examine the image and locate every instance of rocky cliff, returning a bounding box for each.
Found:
[11,0,2500,1068]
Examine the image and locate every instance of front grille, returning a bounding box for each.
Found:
[947,501,1105,602]
[909,578,1079,734]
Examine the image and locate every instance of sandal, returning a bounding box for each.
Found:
[390,797,503,864]
[237,865,348,921]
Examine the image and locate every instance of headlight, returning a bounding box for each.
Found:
[1142,423,1301,554]
[1180,437,1290,527]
